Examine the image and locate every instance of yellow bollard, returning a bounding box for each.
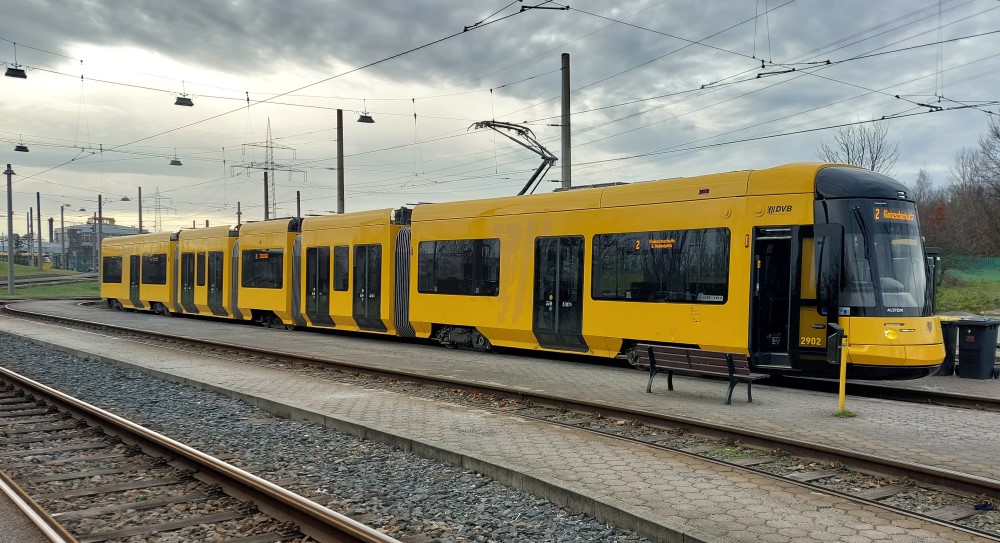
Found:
[837,335,848,413]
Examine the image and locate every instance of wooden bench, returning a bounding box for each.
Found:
[635,343,768,405]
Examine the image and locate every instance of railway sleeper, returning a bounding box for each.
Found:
[434,325,493,352]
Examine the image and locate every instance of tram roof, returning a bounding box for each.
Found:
[237,217,301,234]
[412,162,840,221]
[177,225,236,240]
[102,231,177,247]
[301,208,396,230]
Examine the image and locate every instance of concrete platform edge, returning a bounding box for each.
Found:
[10,333,725,543]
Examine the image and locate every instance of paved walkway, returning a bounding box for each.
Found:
[1,300,998,542]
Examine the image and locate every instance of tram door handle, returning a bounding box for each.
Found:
[754,257,761,296]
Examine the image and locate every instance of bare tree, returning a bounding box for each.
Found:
[949,146,981,186]
[910,168,933,204]
[976,117,1000,187]
[946,144,1000,255]
[816,119,900,175]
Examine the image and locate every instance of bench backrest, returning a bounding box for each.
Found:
[636,344,752,376]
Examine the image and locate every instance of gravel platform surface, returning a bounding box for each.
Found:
[0,332,650,543]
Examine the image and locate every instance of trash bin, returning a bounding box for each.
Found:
[956,318,1000,379]
[937,319,959,376]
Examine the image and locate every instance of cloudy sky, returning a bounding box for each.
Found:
[2,0,998,234]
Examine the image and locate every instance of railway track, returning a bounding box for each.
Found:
[4,301,1000,540]
[769,375,1000,412]
[0,365,400,543]
[0,274,98,289]
[11,300,1000,415]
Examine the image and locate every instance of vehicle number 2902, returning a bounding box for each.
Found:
[799,336,823,346]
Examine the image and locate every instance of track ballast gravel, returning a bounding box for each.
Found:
[0,332,649,543]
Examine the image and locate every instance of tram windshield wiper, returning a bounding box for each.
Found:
[851,207,871,259]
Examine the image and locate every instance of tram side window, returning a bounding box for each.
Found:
[333,245,349,291]
[592,228,730,303]
[196,252,206,286]
[102,256,122,283]
[141,254,167,285]
[241,249,284,289]
[417,238,500,296]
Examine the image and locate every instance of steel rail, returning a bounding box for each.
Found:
[0,470,79,543]
[0,365,401,543]
[768,375,1000,412]
[7,303,1000,499]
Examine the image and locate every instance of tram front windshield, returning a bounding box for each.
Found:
[826,199,929,318]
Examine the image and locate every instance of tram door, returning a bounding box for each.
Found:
[751,227,792,367]
[752,225,844,368]
[207,251,225,315]
[532,236,588,352]
[789,224,844,359]
[305,247,334,326]
[180,252,196,312]
[129,255,142,308]
[352,244,387,332]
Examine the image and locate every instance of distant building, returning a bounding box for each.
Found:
[54,217,144,271]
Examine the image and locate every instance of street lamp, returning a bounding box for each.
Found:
[5,164,15,295]
[4,43,27,79]
[357,99,375,123]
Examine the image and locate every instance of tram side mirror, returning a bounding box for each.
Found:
[827,322,845,365]
[814,224,844,323]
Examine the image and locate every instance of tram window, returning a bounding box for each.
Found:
[592,228,729,303]
[417,238,500,296]
[102,256,122,283]
[241,249,284,289]
[840,235,876,307]
[141,253,167,285]
[877,235,923,308]
[333,245,349,291]
[196,252,206,286]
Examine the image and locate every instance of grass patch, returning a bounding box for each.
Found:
[0,280,99,300]
[835,409,856,418]
[710,445,766,459]
[936,277,1000,314]
[0,262,82,277]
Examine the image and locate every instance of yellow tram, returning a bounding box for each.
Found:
[101,163,944,379]
[174,225,239,318]
[101,232,176,315]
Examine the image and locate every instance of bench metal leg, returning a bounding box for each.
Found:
[667,370,674,391]
[724,354,737,405]
[725,377,736,405]
[723,379,753,405]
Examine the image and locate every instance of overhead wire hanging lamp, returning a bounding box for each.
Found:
[357,99,374,123]
[169,148,182,166]
[5,43,27,79]
[174,81,193,106]
[14,134,28,152]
